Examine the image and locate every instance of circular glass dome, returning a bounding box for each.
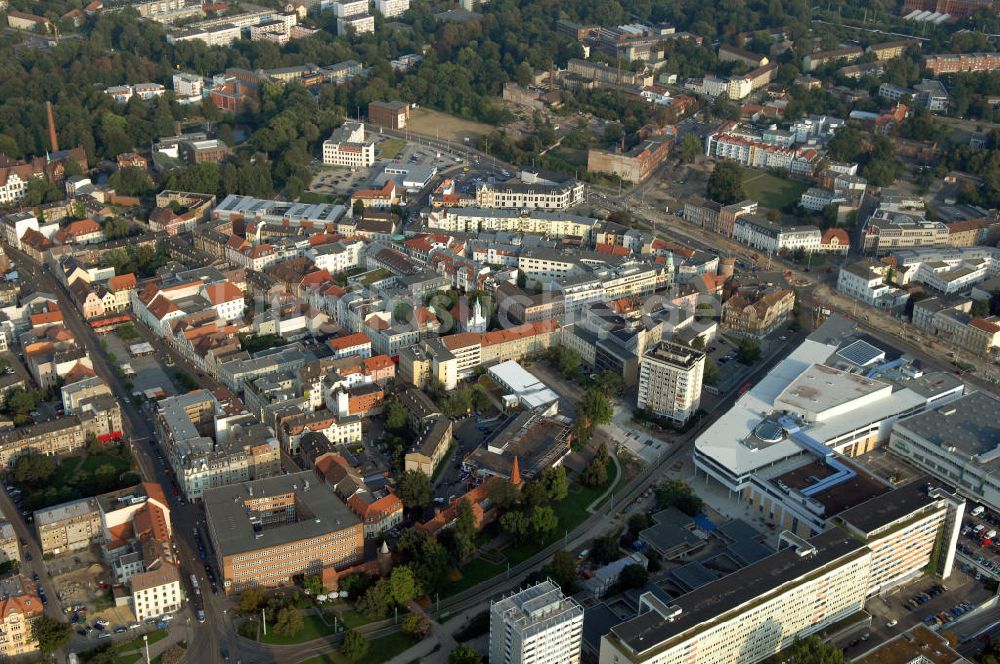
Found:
[754,420,786,444]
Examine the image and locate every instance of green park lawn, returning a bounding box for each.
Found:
[259,612,337,645]
[297,632,414,664]
[340,609,383,630]
[741,169,809,210]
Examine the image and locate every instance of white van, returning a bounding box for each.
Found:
[972,505,986,517]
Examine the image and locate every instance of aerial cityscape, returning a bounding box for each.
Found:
[0,0,999,663]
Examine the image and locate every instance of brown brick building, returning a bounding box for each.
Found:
[205,472,363,593]
[368,100,409,129]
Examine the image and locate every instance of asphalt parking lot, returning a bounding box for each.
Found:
[863,570,994,645]
[956,506,1000,578]
[102,334,178,399]
[435,415,502,501]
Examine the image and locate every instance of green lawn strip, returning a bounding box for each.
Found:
[259,612,336,645]
[298,632,415,664]
[380,139,407,160]
[116,653,143,664]
[340,609,382,630]
[442,556,506,596]
[118,629,167,652]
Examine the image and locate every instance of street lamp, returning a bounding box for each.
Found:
[144,634,150,663]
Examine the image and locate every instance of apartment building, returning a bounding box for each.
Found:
[0,522,18,565]
[476,177,585,210]
[131,563,183,621]
[732,216,822,255]
[35,498,101,555]
[154,390,281,499]
[836,260,911,311]
[327,332,372,360]
[346,489,404,540]
[0,576,43,658]
[204,472,364,593]
[133,269,245,336]
[722,288,795,339]
[600,530,871,664]
[567,58,653,87]
[637,341,705,425]
[866,40,913,60]
[891,246,1000,295]
[332,0,367,15]
[6,10,50,32]
[375,0,409,16]
[172,72,204,99]
[833,479,964,595]
[395,386,453,475]
[922,52,1000,75]
[2,212,39,249]
[279,411,362,455]
[427,208,596,240]
[322,121,375,168]
[682,197,757,237]
[719,43,769,67]
[167,23,242,47]
[801,46,863,71]
[0,395,123,468]
[490,580,583,664]
[705,123,816,176]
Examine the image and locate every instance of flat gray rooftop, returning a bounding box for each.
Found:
[836,476,943,535]
[608,529,866,657]
[895,391,1000,468]
[204,471,359,557]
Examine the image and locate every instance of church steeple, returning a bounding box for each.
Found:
[510,455,522,487]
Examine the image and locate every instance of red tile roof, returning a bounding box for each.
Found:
[202,281,242,305]
[108,273,137,291]
[328,332,372,351]
[481,319,557,348]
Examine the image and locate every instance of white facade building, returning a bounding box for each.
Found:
[837,261,910,310]
[375,0,409,16]
[637,341,706,425]
[131,564,183,622]
[2,212,39,249]
[490,580,583,664]
[732,216,822,255]
[333,0,367,15]
[337,12,374,34]
[322,121,376,168]
[599,531,871,664]
[172,72,205,100]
